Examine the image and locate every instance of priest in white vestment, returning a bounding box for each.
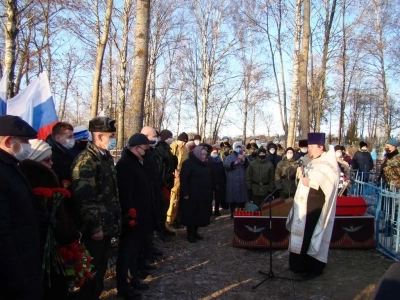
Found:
[286,132,339,280]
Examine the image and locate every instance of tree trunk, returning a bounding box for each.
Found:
[338,0,346,144]
[4,0,19,99]
[298,0,311,138]
[130,0,150,132]
[286,0,302,147]
[90,0,114,118]
[315,0,337,132]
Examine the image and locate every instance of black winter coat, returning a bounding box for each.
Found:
[46,135,75,183]
[0,149,43,299]
[179,153,213,227]
[116,149,157,238]
[210,155,226,188]
[352,150,374,172]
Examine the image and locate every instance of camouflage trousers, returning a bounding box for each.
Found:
[167,177,180,223]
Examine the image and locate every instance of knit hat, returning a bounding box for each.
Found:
[177,132,188,142]
[193,134,201,140]
[26,139,52,162]
[387,139,399,147]
[298,139,308,147]
[159,129,173,141]
[285,147,294,154]
[258,148,266,155]
[359,141,367,148]
[232,141,243,149]
[334,145,342,152]
[73,125,89,141]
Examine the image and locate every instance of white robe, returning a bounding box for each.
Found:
[286,146,339,263]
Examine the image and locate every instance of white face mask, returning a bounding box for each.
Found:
[13,139,32,161]
[269,149,276,154]
[64,138,75,149]
[211,153,218,158]
[361,146,367,151]
[194,140,200,146]
[166,138,173,145]
[150,137,158,148]
[336,151,342,158]
[300,148,308,153]
[286,153,293,159]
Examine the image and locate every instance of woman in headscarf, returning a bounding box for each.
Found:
[179,146,213,243]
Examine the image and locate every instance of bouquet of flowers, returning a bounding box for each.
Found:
[32,180,73,286]
[59,240,95,289]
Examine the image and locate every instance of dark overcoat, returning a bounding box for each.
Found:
[116,149,156,237]
[0,149,43,299]
[224,152,249,203]
[179,153,213,227]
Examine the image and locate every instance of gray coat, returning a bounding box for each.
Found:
[224,152,249,203]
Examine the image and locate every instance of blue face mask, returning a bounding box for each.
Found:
[107,138,116,150]
[235,147,241,153]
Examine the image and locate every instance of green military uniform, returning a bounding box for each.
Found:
[167,140,189,223]
[71,117,121,300]
[219,141,232,162]
[154,140,176,190]
[275,157,297,199]
[246,157,275,206]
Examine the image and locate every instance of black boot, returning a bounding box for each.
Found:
[194,226,203,240]
[186,226,197,243]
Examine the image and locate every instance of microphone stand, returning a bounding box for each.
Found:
[252,188,301,289]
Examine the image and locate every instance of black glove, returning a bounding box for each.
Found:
[247,189,252,200]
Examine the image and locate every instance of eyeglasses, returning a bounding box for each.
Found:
[42,157,53,163]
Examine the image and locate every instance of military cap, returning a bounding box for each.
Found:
[0,115,37,138]
[128,133,155,147]
[88,117,116,133]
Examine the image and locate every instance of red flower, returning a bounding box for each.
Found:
[59,247,67,256]
[84,271,92,279]
[32,187,54,198]
[74,252,83,261]
[61,180,71,188]
[129,220,136,227]
[52,188,71,198]
[66,251,74,261]
[129,208,137,218]
[79,247,86,254]
[74,264,83,272]
[68,243,79,252]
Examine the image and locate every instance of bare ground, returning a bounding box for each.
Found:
[100,209,393,300]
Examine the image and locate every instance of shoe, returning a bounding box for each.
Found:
[137,269,150,279]
[301,271,322,281]
[169,222,183,229]
[130,279,150,290]
[143,260,157,270]
[117,289,142,300]
[195,233,204,240]
[214,211,221,217]
[187,236,197,243]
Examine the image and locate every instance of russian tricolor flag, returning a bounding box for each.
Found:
[0,70,6,116]
[6,72,58,140]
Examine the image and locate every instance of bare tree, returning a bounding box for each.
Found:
[130,0,150,132]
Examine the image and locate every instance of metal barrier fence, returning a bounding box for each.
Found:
[351,176,400,261]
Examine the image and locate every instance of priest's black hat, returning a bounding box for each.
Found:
[307,132,325,145]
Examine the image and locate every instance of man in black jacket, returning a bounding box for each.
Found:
[46,121,75,183]
[0,115,43,300]
[116,133,157,300]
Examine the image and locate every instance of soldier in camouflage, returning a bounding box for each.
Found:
[71,116,121,300]
[275,147,298,199]
[219,136,232,162]
[380,139,400,190]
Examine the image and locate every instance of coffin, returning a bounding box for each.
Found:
[336,196,368,216]
[232,214,375,249]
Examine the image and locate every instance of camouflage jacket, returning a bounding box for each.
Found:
[154,141,177,189]
[71,142,121,238]
[274,157,297,191]
[382,151,400,189]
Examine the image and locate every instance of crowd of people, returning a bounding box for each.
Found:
[1,113,399,300]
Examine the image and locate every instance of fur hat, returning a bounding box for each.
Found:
[88,117,116,132]
[25,139,52,162]
[359,141,367,148]
[298,139,308,147]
